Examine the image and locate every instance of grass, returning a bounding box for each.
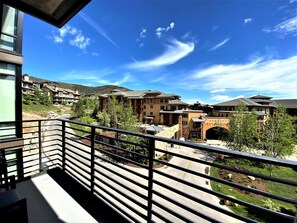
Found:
[210,157,297,222]
[23,103,61,117]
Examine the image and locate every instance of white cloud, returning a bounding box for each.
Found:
[244,18,253,24]
[184,55,297,98]
[96,73,134,86]
[60,69,114,81]
[140,28,147,38]
[209,38,230,51]
[53,36,63,43]
[183,98,206,105]
[137,28,147,47]
[210,89,226,93]
[51,25,91,51]
[69,34,91,50]
[91,52,99,56]
[150,76,166,83]
[210,95,244,102]
[79,12,118,48]
[262,16,297,38]
[125,39,194,70]
[156,22,175,38]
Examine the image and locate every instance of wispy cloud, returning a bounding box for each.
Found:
[125,39,194,70]
[183,98,206,105]
[210,94,244,102]
[60,69,114,81]
[150,76,166,83]
[262,16,297,38]
[136,28,147,47]
[244,18,253,24]
[79,12,118,47]
[156,22,175,38]
[96,73,134,86]
[182,55,297,98]
[210,89,226,93]
[51,25,91,51]
[209,38,230,51]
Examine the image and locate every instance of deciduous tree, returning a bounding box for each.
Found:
[260,106,296,158]
[226,103,258,152]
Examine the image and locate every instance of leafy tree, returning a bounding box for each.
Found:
[96,111,111,127]
[260,106,296,158]
[226,103,258,152]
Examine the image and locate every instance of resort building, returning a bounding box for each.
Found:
[99,89,187,124]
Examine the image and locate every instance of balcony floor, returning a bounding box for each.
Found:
[16,168,130,223]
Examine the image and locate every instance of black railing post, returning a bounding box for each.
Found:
[90,126,95,193]
[38,120,42,172]
[62,120,66,171]
[147,137,155,223]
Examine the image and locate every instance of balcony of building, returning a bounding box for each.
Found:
[0,119,296,223]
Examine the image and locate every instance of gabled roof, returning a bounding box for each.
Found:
[273,99,297,109]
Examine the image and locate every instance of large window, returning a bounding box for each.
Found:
[0,62,16,137]
[1,5,18,51]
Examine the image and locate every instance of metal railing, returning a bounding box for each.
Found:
[0,119,296,223]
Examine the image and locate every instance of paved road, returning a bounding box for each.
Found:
[39,118,243,223]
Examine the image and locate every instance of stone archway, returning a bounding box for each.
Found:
[206,127,228,140]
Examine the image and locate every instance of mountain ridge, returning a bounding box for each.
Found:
[29,76,130,95]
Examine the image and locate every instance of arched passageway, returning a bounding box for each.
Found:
[206,127,228,140]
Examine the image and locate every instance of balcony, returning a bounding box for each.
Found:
[0,119,296,223]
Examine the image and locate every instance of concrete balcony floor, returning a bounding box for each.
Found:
[16,168,130,223]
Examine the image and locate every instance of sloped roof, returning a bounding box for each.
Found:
[273,99,297,109]
[168,100,188,105]
[249,95,272,99]
[160,110,184,114]
[213,98,260,107]
[146,125,164,132]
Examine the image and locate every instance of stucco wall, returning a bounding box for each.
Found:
[155,124,179,150]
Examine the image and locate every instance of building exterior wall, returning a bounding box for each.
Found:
[0,3,24,178]
[0,3,23,138]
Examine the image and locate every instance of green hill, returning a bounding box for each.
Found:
[29,76,130,95]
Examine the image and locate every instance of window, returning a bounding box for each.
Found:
[160,106,164,110]
[182,114,188,118]
[160,99,163,103]
[143,112,146,116]
[150,112,153,115]
[143,99,146,103]
[1,5,18,51]
[143,105,146,109]
[0,63,16,137]
[150,105,153,109]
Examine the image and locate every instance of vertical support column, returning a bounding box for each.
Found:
[90,126,95,193]
[38,120,42,172]
[147,137,155,222]
[62,120,66,171]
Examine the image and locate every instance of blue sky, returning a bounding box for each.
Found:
[22,0,297,104]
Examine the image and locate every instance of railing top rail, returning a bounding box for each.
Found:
[1,119,296,168]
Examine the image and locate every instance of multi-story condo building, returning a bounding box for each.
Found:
[41,83,80,105]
